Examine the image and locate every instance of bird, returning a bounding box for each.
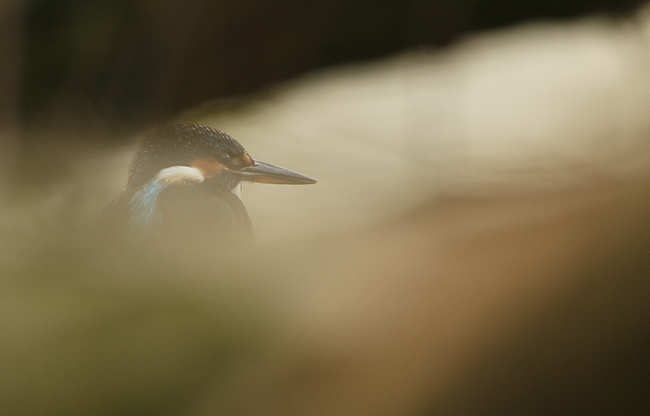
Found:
[96,123,316,247]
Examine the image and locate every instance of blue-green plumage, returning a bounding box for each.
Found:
[129,180,165,231]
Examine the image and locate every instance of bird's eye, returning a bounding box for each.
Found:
[221,153,231,161]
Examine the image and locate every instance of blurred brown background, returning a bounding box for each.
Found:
[0,0,646,189]
[2,1,650,415]
[16,0,643,132]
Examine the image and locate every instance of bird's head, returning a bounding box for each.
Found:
[127,124,316,191]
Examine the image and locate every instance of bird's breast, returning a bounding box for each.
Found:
[134,182,253,244]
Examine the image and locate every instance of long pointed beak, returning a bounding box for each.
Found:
[238,161,317,185]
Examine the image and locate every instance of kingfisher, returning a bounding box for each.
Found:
[96,123,316,246]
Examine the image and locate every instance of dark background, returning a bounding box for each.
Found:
[11,0,647,138]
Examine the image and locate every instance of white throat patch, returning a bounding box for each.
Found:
[155,166,205,185]
[232,182,244,198]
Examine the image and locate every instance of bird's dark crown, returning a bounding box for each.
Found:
[127,124,253,189]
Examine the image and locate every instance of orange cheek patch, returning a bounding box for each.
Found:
[241,152,255,167]
[190,158,225,178]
